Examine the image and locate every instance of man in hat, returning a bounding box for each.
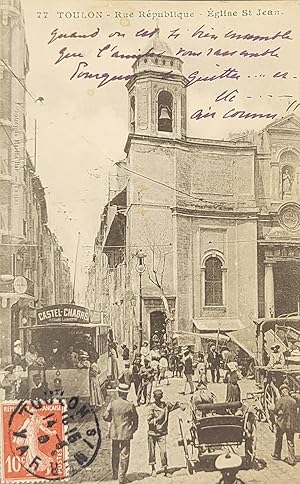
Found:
[103,383,138,483]
[207,345,221,383]
[139,359,154,405]
[192,381,215,417]
[119,361,132,387]
[1,365,28,400]
[147,389,185,477]
[268,344,286,368]
[182,347,194,394]
[31,373,49,401]
[132,355,142,404]
[141,341,150,365]
[121,344,130,363]
[1,365,17,399]
[158,352,169,385]
[272,383,297,466]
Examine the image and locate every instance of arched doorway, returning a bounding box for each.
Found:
[150,311,166,347]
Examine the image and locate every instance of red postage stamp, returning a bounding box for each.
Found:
[1,400,67,482]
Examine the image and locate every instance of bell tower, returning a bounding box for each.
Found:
[126,30,188,140]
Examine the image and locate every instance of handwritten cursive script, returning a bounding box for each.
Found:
[48,27,100,44]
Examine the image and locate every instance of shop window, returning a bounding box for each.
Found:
[205,257,223,306]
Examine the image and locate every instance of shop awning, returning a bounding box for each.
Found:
[197,332,230,342]
[193,318,245,332]
[227,329,256,359]
[172,331,198,346]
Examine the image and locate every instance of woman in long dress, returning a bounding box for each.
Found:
[89,358,105,408]
[224,361,241,403]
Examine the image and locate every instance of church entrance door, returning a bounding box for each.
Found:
[150,311,166,347]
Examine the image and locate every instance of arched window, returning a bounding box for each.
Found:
[205,257,223,306]
[158,91,173,133]
[130,96,135,132]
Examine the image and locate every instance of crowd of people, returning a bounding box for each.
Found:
[110,338,244,408]
[0,337,104,408]
[103,338,251,483]
[104,337,299,484]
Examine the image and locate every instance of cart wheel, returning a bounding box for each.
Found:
[178,418,194,475]
[264,383,280,432]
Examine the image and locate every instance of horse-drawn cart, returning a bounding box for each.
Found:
[178,401,256,475]
[255,316,300,430]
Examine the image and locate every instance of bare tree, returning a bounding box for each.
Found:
[138,233,174,341]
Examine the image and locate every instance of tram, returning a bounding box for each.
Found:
[19,304,109,401]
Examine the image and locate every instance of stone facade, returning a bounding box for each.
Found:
[0,0,72,366]
[86,33,300,356]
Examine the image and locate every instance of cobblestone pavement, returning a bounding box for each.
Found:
[78,375,299,484]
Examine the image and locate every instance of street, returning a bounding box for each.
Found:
[76,375,299,484]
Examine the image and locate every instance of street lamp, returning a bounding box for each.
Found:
[135,249,146,351]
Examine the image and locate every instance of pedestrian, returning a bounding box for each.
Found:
[207,345,221,383]
[272,383,297,466]
[224,362,241,404]
[121,344,130,362]
[30,373,49,401]
[103,383,139,483]
[195,353,207,386]
[191,381,215,417]
[147,389,185,477]
[268,344,286,368]
[151,356,160,387]
[119,361,133,387]
[139,359,154,404]
[159,353,169,385]
[182,347,194,394]
[1,365,28,399]
[109,342,119,386]
[89,357,105,409]
[150,346,160,362]
[176,352,184,377]
[131,344,138,363]
[141,341,150,365]
[1,365,17,399]
[151,331,160,348]
[168,351,176,378]
[132,355,142,405]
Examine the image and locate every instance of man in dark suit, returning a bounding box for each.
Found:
[103,383,139,483]
[30,373,49,401]
[183,346,194,394]
[207,345,221,383]
[272,383,297,466]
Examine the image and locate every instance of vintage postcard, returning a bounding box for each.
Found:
[0,0,300,483]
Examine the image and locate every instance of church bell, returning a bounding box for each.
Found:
[159,106,171,120]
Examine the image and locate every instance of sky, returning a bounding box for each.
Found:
[21,0,300,303]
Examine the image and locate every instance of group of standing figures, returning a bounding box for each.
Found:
[109,340,243,406]
[103,340,246,484]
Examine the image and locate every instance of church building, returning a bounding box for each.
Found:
[87,33,300,357]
